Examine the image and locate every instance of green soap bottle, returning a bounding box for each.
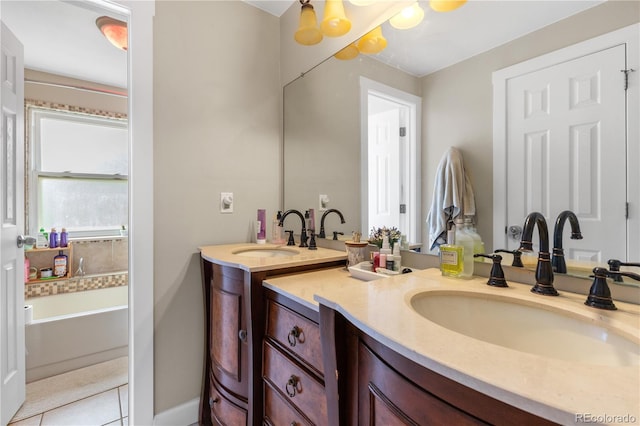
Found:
[440,229,463,277]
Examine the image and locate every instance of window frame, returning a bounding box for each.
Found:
[28,107,128,238]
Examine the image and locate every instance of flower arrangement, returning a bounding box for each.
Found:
[368,226,401,249]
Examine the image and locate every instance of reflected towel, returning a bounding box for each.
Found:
[426,147,476,250]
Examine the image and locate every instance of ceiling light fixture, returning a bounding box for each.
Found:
[356,26,387,55]
[390,2,425,30]
[429,0,467,13]
[96,16,128,51]
[334,42,359,60]
[295,0,323,45]
[321,0,352,37]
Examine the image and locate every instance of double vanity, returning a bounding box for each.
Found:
[199,243,640,425]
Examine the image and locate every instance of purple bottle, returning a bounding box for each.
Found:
[60,228,68,247]
[49,228,59,248]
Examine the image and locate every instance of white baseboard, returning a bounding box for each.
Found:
[153,397,199,426]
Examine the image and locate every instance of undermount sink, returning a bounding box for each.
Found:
[232,247,300,258]
[410,291,640,367]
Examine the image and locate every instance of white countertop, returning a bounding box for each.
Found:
[263,267,640,425]
[199,243,347,273]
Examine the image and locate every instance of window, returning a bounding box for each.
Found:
[29,108,128,237]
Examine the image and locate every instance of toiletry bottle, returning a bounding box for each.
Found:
[49,228,59,248]
[454,218,474,278]
[257,209,266,244]
[392,243,401,272]
[440,228,463,277]
[271,212,286,244]
[60,228,68,247]
[36,228,49,248]
[54,250,68,277]
[379,232,392,271]
[463,217,485,262]
[308,208,315,233]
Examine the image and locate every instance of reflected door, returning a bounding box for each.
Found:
[368,101,400,232]
[505,44,626,262]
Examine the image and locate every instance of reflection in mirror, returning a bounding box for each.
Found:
[283,0,640,285]
[284,54,420,242]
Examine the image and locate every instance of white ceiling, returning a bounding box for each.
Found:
[0,0,603,88]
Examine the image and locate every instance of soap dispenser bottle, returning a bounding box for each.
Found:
[463,216,485,261]
[454,218,474,278]
[54,250,68,277]
[440,227,463,277]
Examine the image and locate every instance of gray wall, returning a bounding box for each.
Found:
[420,0,640,252]
[153,1,281,413]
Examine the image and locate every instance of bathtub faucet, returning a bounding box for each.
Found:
[75,257,85,277]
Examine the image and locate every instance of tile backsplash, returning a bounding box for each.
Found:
[71,238,128,275]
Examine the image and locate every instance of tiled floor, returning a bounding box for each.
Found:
[9,358,128,426]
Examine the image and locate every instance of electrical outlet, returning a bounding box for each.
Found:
[220,192,233,213]
[319,194,329,212]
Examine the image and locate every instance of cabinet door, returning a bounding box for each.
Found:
[209,374,247,425]
[358,343,484,425]
[211,264,248,399]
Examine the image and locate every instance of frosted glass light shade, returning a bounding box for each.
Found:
[390,3,425,30]
[321,0,352,37]
[356,26,387,54]
[430,0,467,12]
[334,43,359,60]
[295,3,323,45]
[96,16,127,51]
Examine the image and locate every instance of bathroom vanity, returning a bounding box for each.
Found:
[200,244,639,425]
[198,244,346,425]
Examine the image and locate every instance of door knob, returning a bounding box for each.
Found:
[17,235,36,248]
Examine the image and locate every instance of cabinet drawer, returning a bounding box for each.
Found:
[208,374,247,426]
[266,299,324,375]
[263,341,327,426]
[264,381,311,426]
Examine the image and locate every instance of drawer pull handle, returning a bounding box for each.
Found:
[209,397,219,406]
[285,375,300,397]
[238,329,247,342]
[287,326,304,346]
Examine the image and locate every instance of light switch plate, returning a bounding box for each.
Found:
[221,192,233,213]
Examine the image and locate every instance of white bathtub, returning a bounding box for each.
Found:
[25,286,128,382]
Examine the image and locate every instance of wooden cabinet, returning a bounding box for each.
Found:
[319,305,557,426]
[263,289,328,426]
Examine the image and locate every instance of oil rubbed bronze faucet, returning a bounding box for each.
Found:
[518,212,557,296]
[552,210,583,274]
[318,209,345,239]
[607,259,640,282]
[279,209,308,248]
[586,267,640,310]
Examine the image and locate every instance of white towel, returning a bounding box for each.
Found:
[426,147,476,251]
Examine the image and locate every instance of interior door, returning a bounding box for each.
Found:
[1,21,26,425]
[368,99,400,232]
[505,44,626,262]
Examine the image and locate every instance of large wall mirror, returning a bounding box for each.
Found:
[283,0,640,284]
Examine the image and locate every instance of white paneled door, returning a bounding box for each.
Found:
[368,104,400,232]
[505,44,627,262]
[1,21,26,426]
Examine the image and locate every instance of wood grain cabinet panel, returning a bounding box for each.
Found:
[358,342,486,425]
[263,381,312,426]
[263,341,328,426]
[266,299,324,375]
[208,374,248,426]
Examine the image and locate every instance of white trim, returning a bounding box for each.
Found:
[153,398,199,426]
[359,77,422,244]
[493,24,639,260]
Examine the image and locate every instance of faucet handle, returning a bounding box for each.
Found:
[474,254,508,287]
[586,267,617,310]
[332,231,344,241]
[285,230,295,246]
[494,249,523,267]
[308,230,317,250]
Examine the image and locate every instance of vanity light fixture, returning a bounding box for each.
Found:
[321,0,352,37]
[429,0,467,12]
[334,42,359,60]
[356,25,387,54]
[295,0,323,45]
[96,16,128,51]
[390,2,425,30]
